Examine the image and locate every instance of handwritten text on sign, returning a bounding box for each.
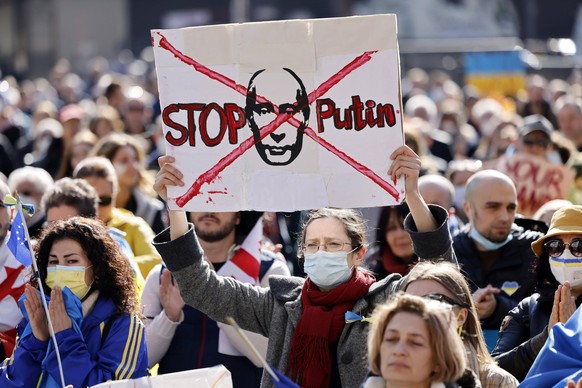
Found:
[494,154,575,217]
[152,14,404,211]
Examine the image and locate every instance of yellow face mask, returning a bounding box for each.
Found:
[46,265,93,300]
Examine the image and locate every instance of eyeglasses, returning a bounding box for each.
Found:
[424,292,462,307]
[544,239,582,258]
[302,239,353,254]
[522,138,550,148]
[98,196,113,206]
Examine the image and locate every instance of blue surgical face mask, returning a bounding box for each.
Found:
[304,250,354,289]
[469,227,513,251]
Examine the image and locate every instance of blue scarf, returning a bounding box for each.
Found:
[520,305,582,387]
[18,287,84,388]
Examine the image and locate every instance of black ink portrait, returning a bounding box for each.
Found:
[245,68,310,166]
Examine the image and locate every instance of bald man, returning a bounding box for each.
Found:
[452,170,542,331]
[418,174,463,235]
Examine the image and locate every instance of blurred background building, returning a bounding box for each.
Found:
[0,0,581,82]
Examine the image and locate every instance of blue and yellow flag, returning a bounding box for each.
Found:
[520,305,582,387]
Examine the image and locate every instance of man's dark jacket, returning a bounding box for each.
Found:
[453,224,543,330]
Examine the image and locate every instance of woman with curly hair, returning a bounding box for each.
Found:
[0,217,148,387]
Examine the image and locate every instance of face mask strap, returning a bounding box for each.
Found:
[456,309,465,336]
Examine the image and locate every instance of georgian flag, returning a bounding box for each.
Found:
[0,242,26,332]
[216,217,268,361]
[216,217,263,285]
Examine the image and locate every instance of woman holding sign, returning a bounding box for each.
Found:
[152,145,456,388]
[0,217,148,388]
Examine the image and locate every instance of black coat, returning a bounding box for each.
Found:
[492,292,582,381]
[453,225,542,329]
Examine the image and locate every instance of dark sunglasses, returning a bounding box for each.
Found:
[98,196,113,206]
[522,138,550,148]
[544,239,582,258]
[423,292,462,307]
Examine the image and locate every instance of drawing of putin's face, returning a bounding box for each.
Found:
[245,68,310,166]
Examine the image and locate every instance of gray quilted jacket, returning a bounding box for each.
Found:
[153,205,456,388]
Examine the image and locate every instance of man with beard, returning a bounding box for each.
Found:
[141,211,289,387]
[0,181,26,359]
[453,170,542,332]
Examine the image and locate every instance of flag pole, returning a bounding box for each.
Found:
[14,197,66,388]
[225,316,280,382]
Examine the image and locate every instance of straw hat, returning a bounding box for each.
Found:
[531,205,582,257]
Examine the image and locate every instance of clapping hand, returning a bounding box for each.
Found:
[160,269,185,322]
[473,285,500,319]
[49,286,72,334]
[548,281,577,333]
[23,284,49,342]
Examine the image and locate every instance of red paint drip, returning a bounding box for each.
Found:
[207,190,228,195]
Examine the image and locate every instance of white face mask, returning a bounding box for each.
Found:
[550,249,582,289]
[303,250,353,289]
[113,162,128,175]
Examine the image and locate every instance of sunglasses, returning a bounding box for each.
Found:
[522,138,550,148]
[98,196,113,206]
[423,292,462,307]
[544,239,582,257]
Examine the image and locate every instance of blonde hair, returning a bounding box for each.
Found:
[401,262,495,370]
[367,292,466,384]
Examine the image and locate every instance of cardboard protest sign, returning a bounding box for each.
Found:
[492,154,575,217]
[90,365,232,387]
[152,14,404,212]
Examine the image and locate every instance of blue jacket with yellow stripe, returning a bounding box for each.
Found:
[0,289,148,387]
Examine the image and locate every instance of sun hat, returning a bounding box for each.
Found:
[531,205,582,257]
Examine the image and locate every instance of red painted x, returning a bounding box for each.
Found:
[154,32,400,207]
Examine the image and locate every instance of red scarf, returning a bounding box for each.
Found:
[382,250,417,276]
[287,270,375,388]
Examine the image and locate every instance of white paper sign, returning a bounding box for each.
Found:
[152,14,405,211]
[90,365,232,387]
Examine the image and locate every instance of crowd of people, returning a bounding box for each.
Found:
[2,53,582,388]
